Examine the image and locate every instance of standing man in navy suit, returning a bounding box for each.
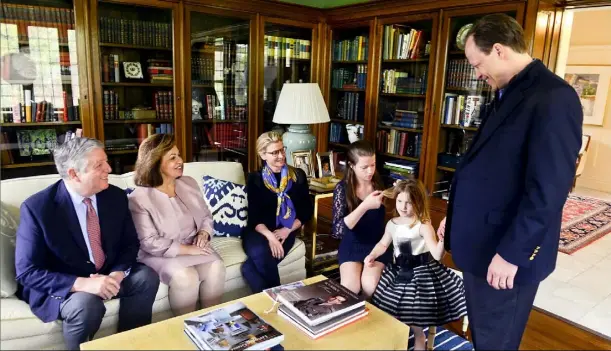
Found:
[15,137,160,350]
[437,14,582,350]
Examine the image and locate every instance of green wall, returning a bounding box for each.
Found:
[278,0,371,9]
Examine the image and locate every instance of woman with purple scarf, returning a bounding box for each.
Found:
[241,132,313,293]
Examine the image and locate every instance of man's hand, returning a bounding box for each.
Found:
[273,227,291,244]
[487,253,518,290]
[437,217,446,241]
[73,274,121,300]
[193,230,210,248]
[108,271,126,285]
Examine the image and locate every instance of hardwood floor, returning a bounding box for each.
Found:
[520,308,611,350]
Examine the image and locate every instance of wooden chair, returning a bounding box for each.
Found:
[573,134,591,192]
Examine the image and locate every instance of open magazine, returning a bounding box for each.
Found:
[184,301,283,350]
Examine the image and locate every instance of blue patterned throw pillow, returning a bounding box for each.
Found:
[202,176,248,238]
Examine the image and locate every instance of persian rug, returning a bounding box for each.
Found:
[560,195,611,254]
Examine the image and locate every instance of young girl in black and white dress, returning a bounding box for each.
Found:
[364,179,467,350]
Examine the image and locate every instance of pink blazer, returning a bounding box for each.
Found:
[128,176,214,259]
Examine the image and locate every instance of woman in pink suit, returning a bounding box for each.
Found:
[128,134,225,316]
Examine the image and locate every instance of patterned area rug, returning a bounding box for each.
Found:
[560,195,611,254]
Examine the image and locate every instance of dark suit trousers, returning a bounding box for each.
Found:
[241,230,297,293]
[59,263,160,350]
[463,272,539,350]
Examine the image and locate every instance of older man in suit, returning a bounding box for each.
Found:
[15,137,160,350]
[437,14,582,350]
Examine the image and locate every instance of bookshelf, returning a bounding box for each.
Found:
[0,0,85,175]
[373,14,438,187]
[327,22,370,162]
[262,21,314,133]
[93,0,176,174]
[423,5,523,201]
[187,10,251,171]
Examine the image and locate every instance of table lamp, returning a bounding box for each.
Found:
[272,83,330,166]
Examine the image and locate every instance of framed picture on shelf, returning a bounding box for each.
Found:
[563,65,611,126]
[291,150,314,178]
[317,151,335,178]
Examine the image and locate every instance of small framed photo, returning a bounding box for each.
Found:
[291,150,315,178]
[317,151,335,178]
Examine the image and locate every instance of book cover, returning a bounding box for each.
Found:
[278,305,369,339]
[263,281,305,302]
[184,301,283,351]
[277,279,365,326]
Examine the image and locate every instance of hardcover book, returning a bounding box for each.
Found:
[276,279,365,326]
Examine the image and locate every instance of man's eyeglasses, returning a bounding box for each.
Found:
[265,146,287,157]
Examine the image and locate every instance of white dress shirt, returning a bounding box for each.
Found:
[64,181,99,265]
[63,181,130,276]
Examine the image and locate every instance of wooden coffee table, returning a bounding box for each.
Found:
[81,275,410,350]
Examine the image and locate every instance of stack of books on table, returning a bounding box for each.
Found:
[183,301,284,350]
[275,279,369,339]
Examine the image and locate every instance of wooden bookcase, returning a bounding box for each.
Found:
[89,0,180,174]
[0,0,92,178]
[371,12,439,186]
[423,3,525,214]
[0,0,561,180]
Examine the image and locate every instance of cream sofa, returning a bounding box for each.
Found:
[0,161,307,350]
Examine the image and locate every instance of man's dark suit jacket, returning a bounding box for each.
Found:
[445,59,583,285]
[14,181,140,322]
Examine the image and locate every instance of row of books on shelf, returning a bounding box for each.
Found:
[99,17,171,49]
[388,109,423,129]
[446,59,490,91]
[135,123,174,144]
[103,90,173,120]
[191,57,215,86]
[380,68,427,95]
[1,4,74,43]
[382,25,427,60]
[263,35,312,66]
[3,91,80,123]
[442,94,485,127]
[331,66,367,90]
[383,160,418,181]
[195,123,247,150]
[332,36,369,62]
[376,129,422,158]
[329,123,351,144]
[102,54,120,83]
[192,91,248,121]
[148,59,173,84]
[336,92,365,122]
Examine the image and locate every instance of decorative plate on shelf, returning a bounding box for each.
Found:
[122,62,143,79]
[455,23,473,51]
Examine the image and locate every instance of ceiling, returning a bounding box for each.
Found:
[276,0,372,8]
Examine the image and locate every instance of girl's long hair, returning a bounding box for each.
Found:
[382,179,431,223]
[344,140,384,213]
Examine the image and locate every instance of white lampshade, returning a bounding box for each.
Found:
[272,83,330,124]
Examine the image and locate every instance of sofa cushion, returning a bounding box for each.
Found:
[0,284,169,341]
[0,204,18,297]
[202,176,247,238]
[210,236,305,282]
